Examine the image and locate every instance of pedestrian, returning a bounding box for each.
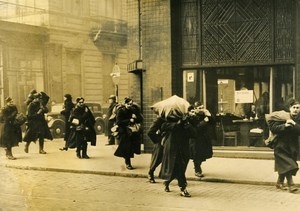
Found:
[267,99,300,193]
[23,92,53,154]
[114,97,143,170]
[24,89,37,106]
[159,113,195,197]
[188,102,213,178]
[106,95,117,145]
[147,115,165,183]
[0,97,23,160]
[59,94,74,151]
[68,97,96,159]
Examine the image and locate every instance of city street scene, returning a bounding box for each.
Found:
[1,0,300,210]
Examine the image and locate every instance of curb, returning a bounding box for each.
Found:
[3,163,277,187]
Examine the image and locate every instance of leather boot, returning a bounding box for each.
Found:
[24,142,30,153]
[81,143,89,159]
[125,157,133,170]
[6,148,16,160]
[39,139,46,154]
[76,148,81,158]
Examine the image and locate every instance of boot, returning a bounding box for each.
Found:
[125,157,133,170]
[163,181,170,192]
[76,148,81,159]
[287,174,298,193]
[6,148,16,160]
[180,187,191,197]
[148,170,155,183]
[5,148,9,156]
[24,142,30,153]
[81,143,89,159]
[39,140,46,154]
[276,174,287,190]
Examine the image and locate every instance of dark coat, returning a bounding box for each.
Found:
[114,104,143,158]
[147,117,165,144]
[159,119,195,180]
[147,117,165,171]
[269,114,300,176]
[23,100,53,142]
[60,99,74,141]
[107,101,117,137]
[67,105,96,148]
[189,113,214,162]
[0,105,22,148]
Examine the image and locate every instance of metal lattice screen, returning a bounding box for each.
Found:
[181,0,295,66]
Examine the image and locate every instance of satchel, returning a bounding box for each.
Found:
[14,113,27,126]
[111,125,119,137]
[264,132,278,149]
[127,123,141,134]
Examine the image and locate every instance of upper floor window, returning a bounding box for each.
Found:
[97,0,123,19]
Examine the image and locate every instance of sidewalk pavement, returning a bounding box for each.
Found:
[0,135,299,186]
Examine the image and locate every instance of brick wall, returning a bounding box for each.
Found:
[296,0,300,100]
[128,0,173,152]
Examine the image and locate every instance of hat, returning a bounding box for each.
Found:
[64,94,72,100]
[109,95,116,100]
[124,97,133,104]
[288,98,300,107]
[5,97,13,103]
[30,89,37,95]
[76,97,84,103]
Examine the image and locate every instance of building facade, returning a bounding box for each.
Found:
[0,0,128,113]
[127,0,300,151]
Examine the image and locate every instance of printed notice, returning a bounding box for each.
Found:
[235,90,253,103]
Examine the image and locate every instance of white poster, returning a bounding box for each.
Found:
[187,72,194,82]
[235,90,254,103]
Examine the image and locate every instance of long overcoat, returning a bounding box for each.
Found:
[23,100,53,142]
[68,105,96,148]
[189,113,214,162]
[114,104,143,158]
[60,99,74,141]
[0,105,22,148]
[268,114,300,176]
[159,119,195,180]
[107,101,117,137]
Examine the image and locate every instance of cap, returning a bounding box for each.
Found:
[5,97,13,103]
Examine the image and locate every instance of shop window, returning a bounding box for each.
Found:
[183,66,294,147]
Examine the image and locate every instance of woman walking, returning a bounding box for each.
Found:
[0,97,23,160]
[267,99,300,193]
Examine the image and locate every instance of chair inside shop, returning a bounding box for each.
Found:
[220,117,239,146]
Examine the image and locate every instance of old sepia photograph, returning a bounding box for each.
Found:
[0,0,300,210]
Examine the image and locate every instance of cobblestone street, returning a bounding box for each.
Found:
[1,167,300,211]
